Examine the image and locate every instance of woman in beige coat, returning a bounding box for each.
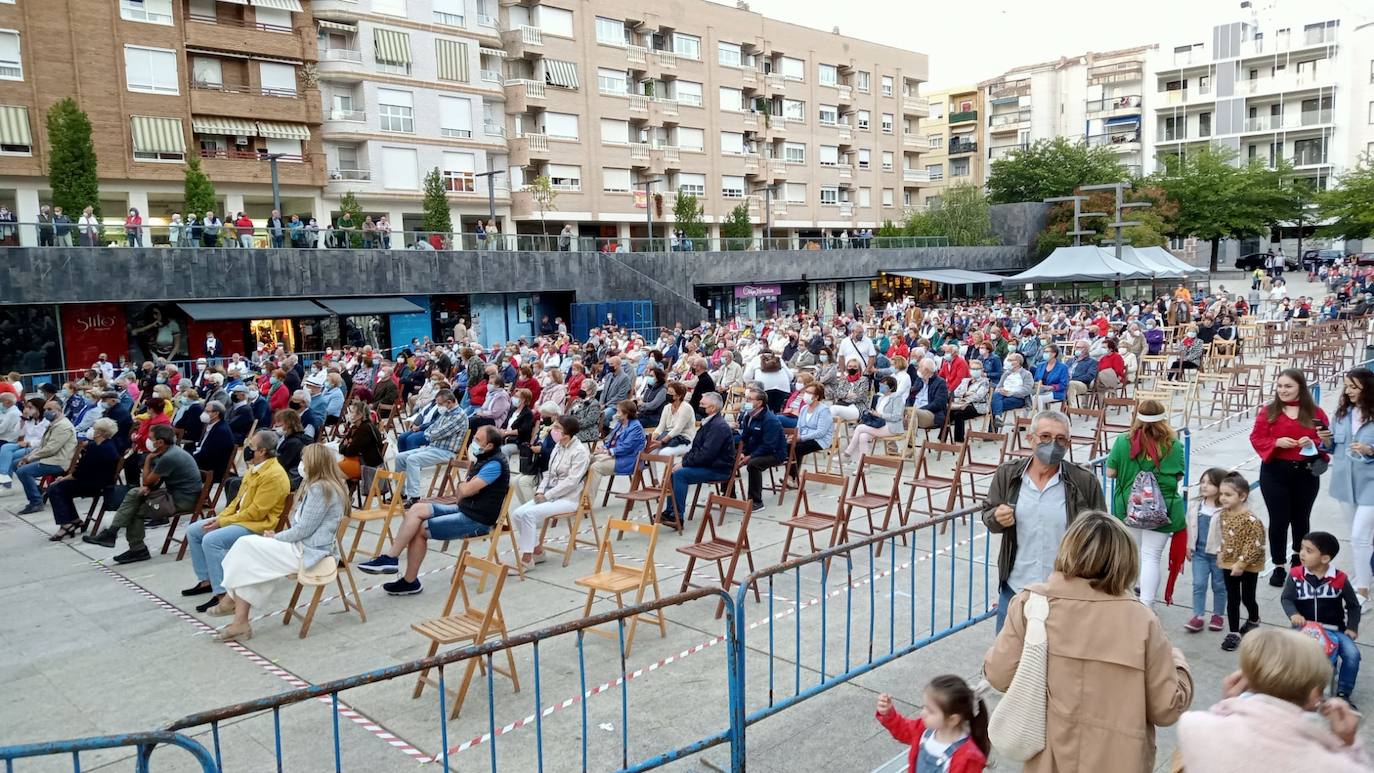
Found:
[984,511,1194,773]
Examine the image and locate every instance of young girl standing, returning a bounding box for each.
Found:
[1184,468,1229,633]
[1216,472,1266,651]
[875,674,988,773]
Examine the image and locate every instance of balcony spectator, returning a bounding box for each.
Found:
[233,212,254,248]
[168,213,183,247]
[52,206,72,246]
[36,204,54,246]
[124,208,143,248]
[306,217,320,247]
[185,213,200,246]
[267,209,285,248]
[376,215,392,248]
[79,205,100,247]
[475,219,487,250]
[202,211,222,247]
[288,214,303,247]
[362,215,377,248]
[558,223,574,251]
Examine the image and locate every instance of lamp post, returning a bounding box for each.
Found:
[475,170,504,242]
[752,184,776,249]
[264,153,284,216]
[1043,194,1101,246]
[640,177,662,250]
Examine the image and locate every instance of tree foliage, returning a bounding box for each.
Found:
[876,219,903,238]
[719,202,753,250]
[182,156,217,217]
[901,184,999,245]
[986,137,1128,204]
[1033,185,1178,259]
[1149,144,1278,271]
[527,175,558,235]
[420,167,453,235]
[1317,155,1374,240]
[46,98,100,219]
[673,191,708,248]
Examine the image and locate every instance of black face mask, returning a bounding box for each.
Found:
[848,368,860,376]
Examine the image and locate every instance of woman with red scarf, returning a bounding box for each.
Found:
[1105,399,1186,608]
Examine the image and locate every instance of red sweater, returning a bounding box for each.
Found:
[1096,352,1126,382]
[875,709,986,773]
[939,356,971,392]
[1250,406,1330,462]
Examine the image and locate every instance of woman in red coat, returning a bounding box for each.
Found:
[267,368,291,412]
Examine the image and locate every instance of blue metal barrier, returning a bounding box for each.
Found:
[0,731,218,772]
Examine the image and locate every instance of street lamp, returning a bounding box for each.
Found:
[639,177,663,249]
[752,183,777,248]
[263,153,284,216]
[475,169,504,228]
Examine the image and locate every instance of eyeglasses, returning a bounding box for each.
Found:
[1031,432,1071,447]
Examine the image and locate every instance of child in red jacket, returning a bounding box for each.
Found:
[875,674,989,773]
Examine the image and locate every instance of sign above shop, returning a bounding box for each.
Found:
[735,284,781,299]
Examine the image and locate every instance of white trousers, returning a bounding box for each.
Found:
[830,404,860,422]
[1133,527,1171,607]
[1339,501,1374,592]
[510,498,578,554]
[221,536,305,610]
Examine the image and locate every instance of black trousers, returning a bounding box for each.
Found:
[745,454,780,504]
[1223,570,1259,632]
[949,406,982,443]
[787,439,823,478]
[1258,459,1320,566]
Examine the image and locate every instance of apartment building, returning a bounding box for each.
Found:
[0,0,324,241]
[916,85,983,208]
[495,0,929,243]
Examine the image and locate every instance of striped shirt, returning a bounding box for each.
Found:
[424,408,469,454]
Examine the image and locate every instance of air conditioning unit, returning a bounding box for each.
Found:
[234,135,250,146]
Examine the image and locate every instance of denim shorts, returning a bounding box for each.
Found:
[425,504,493,540]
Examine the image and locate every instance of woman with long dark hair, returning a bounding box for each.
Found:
[1250,368,1331,587]
[1330,366,1374,605]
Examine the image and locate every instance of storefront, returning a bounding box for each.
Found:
[697,282,809,321]
[430,294,473,343]
[314,297,428,356]
[1,304,63,375]
[876,269,1008,304]
[178,300,330,356]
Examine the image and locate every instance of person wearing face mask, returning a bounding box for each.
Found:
[360,426,509,594]
[777,373,815,430]
[1143,319,1166,355]
[1032,345,1070,411]
[668,392,735,527]
[737,387,788,512]
[842,377,904,467]
[948,361,992,443]
[830,358,873,423]
[785,383,833,487]
[990,352,1033,434]
[1064,342,1099,407]
[974,342,1002,386]
[271,410,310,492]
[687,358,717,420]
[498,388,537,461]
[224,385,256,444]
[84,424,204,564]
[191,401,234,484]
[909,358,948,431]
[46,418,122,540]
[369,363,400,412]
[937,343,970,392]
[337,400,386,481]
[981,410,1108,631]
[469,375,511,433]
[1168,326,1205,381]
[125,396,172,485]
[10,400,78,515]
[262,369,289,413]
[838,324,878,374]
[392,390,468,506]
[589,398,646,490]
[507,415,590,568]
[173,387,206,445]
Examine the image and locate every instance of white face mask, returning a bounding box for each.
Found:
[512,398,523,408]
[801,393,814,406]
[200,412,212,423]
[145,438,156,452]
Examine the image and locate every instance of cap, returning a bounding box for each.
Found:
[305,372,327,389]
[229,384,248,393]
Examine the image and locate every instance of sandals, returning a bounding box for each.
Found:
[49,522,83,542]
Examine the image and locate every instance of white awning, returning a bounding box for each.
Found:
[435,39,469,82]
[316,20,356,33]
[544,59,579,89]
[0,105,32,147]
[373,28,412,66]
[479,46,506,58]
[130,116,187,154]
[192,116,257,136]
[249,0,303,11]
[256,121,310,140]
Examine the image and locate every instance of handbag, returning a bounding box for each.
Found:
[298,555,337,585]
[859,410,887,429]
[988,592,1050,761]
[142,488,175,517]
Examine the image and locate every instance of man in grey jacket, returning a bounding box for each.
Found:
[599,356,632,429]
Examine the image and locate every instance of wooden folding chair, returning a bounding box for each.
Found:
[207,451,238,509]
[778,471,851,563]
[343,469,406,563]
[841,454,905,553]
[538,473,602,567]
[411,553,518,718]
[821,418,849,475]
[282,513,367,639]
[163,471,214,559]
[83,452,131,534]
[903,441,962,517]
[453,488,524,588]
[575,519,667,657]
[769,428,801,506]
[615,452,677,530]
[1063,407,1105,462]
[957,431,1005,501]
[1100,397,1138,437]
[677,494,758,618]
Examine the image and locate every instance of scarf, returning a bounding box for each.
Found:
[1129,426,1162,467]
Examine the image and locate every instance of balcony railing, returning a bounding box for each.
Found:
[480,69,502,83]
[1243,110,1334,132]
[655,49,678,68]
[765,74,786,93]
[767,160,787,178]
[660,145,680,164]
[518,132,550,152]
[320,47,363,62]
[629,94,648,113]
[188,12,291,33]
[1292,151,1330,167]
[948,110,977,124]
[630,142,651,162]
[483,121,506,137]
[1085,94,1142,113]
[902,95,930,113]
[477,13,498,28]
[1156,86,1213,106]
[329,168,371,181]
[518,25,543,45]
[200,148,308,162]
[902,169,931,183]
[903,133,932,151]
[1086,131,1140,147]
[837,164,852,179]
[989,108,1031,127]
[505,79,546,99]
[626,45,647,66]
[948,139,977,155]
[835,84,852,102]
[328,109,366,122]
[191,80,298,98]
[988,142,1027,160]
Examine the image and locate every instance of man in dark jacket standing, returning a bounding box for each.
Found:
[670,392,734,525]
[738,387,786,512]
[981,409,1107,631]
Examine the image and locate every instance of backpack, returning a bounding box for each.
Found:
[1125,469,1170,530]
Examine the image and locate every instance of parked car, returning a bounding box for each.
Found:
[1303,249,1345,267]
[1235,252,1274,271]
[1355,253,1374,267]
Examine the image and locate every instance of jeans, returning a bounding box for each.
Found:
[394,446,455,497]
[1191,551,1227,617]
[187,521,254,594]
[995,582,1016,632]
[777,415,798,430]
[990,393,1026,419]
[425,504,492,540]
[398,429,428,452]
[0,442,27,475]
[17,461,63,505]
[1329,629,1362,696]
[1339,501,1374,592]
[271,234,284,248]
[670,466,730,521]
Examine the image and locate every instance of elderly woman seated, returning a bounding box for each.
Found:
[841,375,905,462]
[212,445,349,642]
[47,417,123,541]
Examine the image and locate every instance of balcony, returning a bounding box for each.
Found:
[501,25,543,58]
[1292,151,1330,169]
[771,203,789,218]
[903,133,932,151]
[1085,94,1142,115]
[509,132,550,165]
[765,74,786,94]
[948,110,978,125]
[948,138,977,155]
[988,80,1030,100]
[480,69,502,85]
[836,125,852,144]
[628,94,649,114]
[199,146,321,186]
[988,142,1027,161]
[767,160,787,180]
[1088,60,1144,85]
[765,116,787,136]
[903,169,931,184]
[741,111,759,129]
[325,167,371,194]
[1239,70,1334,97]
[902,95,930,116]
[483,121,506,138]
[185,14,305,61]
[190,83,318,124]
[321,108,367,137]
[650,98,680,124]
[836,84,852,104]
[743,153,760,174]
[626,45,648,68]
[655,49,678,69]
[837,164,852,180]
[839,203,854,217]
[1086,131,1141,150]
[1156,86,1213,107]
[1243,110,1335,133]
[503,79,546,113]
[629,142,651,168]
[989,108,1031,129]
[740,68,758,87]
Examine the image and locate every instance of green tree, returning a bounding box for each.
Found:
[527,175,558,235]
[1150,144,1276,271]
[673,191,707,249]
[1034,185,1177,259]
[876,219,903,239]
[719,202,753,250]
[420,167,453,236]
[182,156,217,218]
[1317,155,1374,241]
[986,137,1128,204]
[337,190,363,247]
[46,98,100,219]
[920,184,998,246]
[1262,161,1321,259]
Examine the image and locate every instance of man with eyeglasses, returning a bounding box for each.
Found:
[981,410,1107,631]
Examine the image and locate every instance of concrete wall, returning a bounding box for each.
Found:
[988,202,1051,252]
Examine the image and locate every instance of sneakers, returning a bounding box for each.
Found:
[83,530,117,548]
[1269,566,1287,587]
[1221,632,1242,651]
[749,500,766,513]
[357,555,400,575]
[112,546,151,565]
[1184,615,1204,633]
[16,502,44,515]
[383,578,423,595]
[1208,614,1225,631]
[0,473,11,485]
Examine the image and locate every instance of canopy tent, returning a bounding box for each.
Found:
[1002,245,1152,284]
[885,268,1008,285]
[1135,246,1208,276]
[1111,245,1185,279]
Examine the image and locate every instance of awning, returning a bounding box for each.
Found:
[256,121,310,140]
[315,298,425,316]
[192,116,257,136]
[0,105,32,146]
[214,0,248,5]
[373,28,412,65]
[886,268,1008,285]
[544,59,580,89]
[186,46,250,60]
[435,39,469,82]
[130,115,186,154]
[249,0,303,11]
[479,46,507,58]
[316,19,356,33]
[177,300,326,321]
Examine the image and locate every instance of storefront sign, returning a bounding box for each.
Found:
[735,284,781,299]
[60,302,128,372]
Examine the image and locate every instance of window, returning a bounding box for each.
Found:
[784,182,806,203]
[928,134,943,149]
[673,33,701,60]
[124,46,178,94]
[1294,138,1327,166]
[927,101,944,120]
[601,118,630,144]
[783,99,804,122]
[856,110,870,130]
[335,145,360,172]
[381,146,419,189]
[881,75,893,96]
[373,0,407,16]
[676,172,705,196]
[255,7,291,31]
[881,188,893,207]
[433,0,464,26]
[543,112,578,140]
[881,151,893,171]
[259,62,297,96]
[856,71,870,92]
[818,145,839,166]
[783,141,805,163]
[1199,111,1212,137]
[187,0,214,20]
[676,126,704,151]
[721,175,745,198]
[596,17,627,45]
[818,104,838,125]
[598,67,628,94]
[547,164,581,190]
[818,63,837,86]
[819,186,839,204]
[720,86,744,111]
[378,88,414,133]
[857,148,870,169]
[602,167,632,192]
[674,80,702,106]
[881,113,893,133]
[780,56,804,80]
[718,41,742,67]
[439,95,473,137]
[0,105,31,154]
[191,57,222,88]
[951,158,969,177]
[539,6,574,38]
[120,0,173,25]
[720,131,745,155]
[442,151,476,191]
[858,187,871,207]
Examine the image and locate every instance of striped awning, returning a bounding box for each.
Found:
[544,59,579,89]
[256,121,310,140]
[192,116,257,136]
[479,46,506,58]
[249,0,303,11]
[214,0,248,5]
[316,19,355,33]
[435,39,469,82]
[130,116,186,154]
[0,105,32,147]
[373,28,412,66]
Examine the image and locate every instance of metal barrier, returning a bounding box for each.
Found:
[0,731,218,772]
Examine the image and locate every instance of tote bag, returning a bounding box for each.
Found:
[988,592,1050,761]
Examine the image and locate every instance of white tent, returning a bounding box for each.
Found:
[1112,245,1185,279]
[1135,245,1208,275]
[1003,245,1153,284]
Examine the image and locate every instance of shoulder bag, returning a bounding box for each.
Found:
[988,591,1050,761]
